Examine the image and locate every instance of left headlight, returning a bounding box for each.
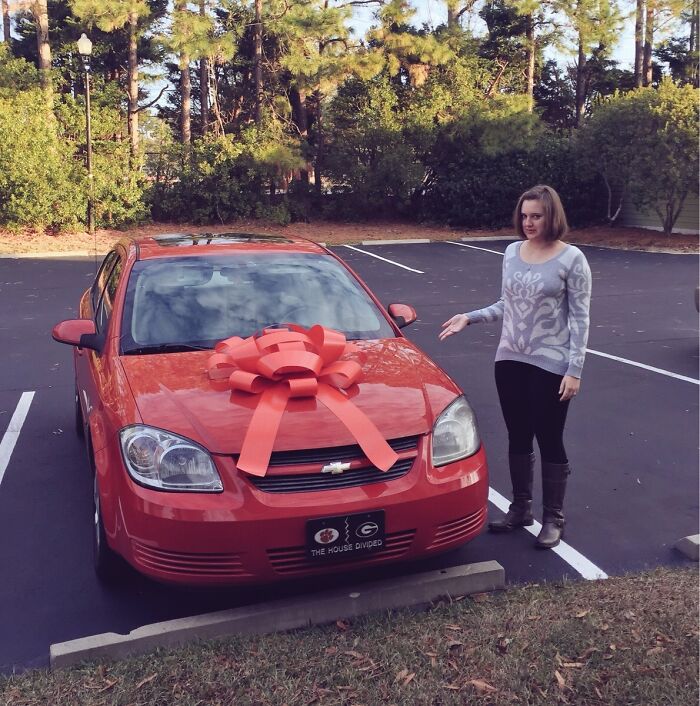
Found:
[431,395,480,467]
[119,425,223,492]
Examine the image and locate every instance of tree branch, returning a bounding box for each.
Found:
[136,85,170,113]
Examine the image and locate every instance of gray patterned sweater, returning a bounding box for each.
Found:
[465,241,592,378]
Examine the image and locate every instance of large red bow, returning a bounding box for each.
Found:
[207,325,399,477]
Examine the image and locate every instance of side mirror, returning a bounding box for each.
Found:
[388,303,417,329]
[52,319,103,352]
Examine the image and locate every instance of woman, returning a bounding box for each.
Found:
[439,185,592,549]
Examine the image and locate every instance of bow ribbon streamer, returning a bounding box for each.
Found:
[207,325,399,477]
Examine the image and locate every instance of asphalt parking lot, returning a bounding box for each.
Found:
[0,240,697,673]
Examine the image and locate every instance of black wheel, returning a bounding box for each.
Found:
[93,473,122,583]
[74,384,84,439]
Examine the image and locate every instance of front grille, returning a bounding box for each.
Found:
[249,456,415,493]
[267,529,416,575]
[265,435,420,467]
[131,540,253,578]
[426,507,487,550]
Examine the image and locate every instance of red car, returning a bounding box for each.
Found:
[52,233,488,586]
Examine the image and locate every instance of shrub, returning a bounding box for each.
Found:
[0,90,82,230]
[149,127,304,224]
[419,106,605,228]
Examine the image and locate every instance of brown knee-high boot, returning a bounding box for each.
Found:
[488,452,535,532]
[535,461,570,549]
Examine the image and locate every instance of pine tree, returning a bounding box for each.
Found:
[70,0,151,158]
[553,0,625,125]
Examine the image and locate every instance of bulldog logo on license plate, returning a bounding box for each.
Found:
[306,510,385,560]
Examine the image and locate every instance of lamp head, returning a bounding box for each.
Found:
[77,33,93,57]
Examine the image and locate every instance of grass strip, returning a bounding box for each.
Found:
[1,567,697,705]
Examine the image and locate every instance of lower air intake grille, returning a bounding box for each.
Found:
[249,456,415,493]
[426,507,487,550]
[267,529,416,575]
[131,540,252,578]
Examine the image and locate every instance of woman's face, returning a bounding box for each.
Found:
[521,199,547,242]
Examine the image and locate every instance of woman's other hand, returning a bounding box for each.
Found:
[439,314,470,341]
[559,375,580,401]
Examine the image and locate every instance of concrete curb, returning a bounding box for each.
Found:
[50,560,504,669]
[360,239,432,245]
[674,534,699,561]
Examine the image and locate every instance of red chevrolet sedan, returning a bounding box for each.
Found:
[52,233,488,586]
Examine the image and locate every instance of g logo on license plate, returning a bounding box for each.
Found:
[356,521,379,538]
[314,527,340,545]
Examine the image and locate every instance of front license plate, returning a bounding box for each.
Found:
[306,510,385,561]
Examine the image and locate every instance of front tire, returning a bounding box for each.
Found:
[93,473,121,583]
[74,384,84,439]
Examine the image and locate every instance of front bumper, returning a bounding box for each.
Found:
[99,435,489,586]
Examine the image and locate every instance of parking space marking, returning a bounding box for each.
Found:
[587,349,699,385]
[446,239,700,385]
[488,488,609,580]
[0,391,34,489]
[340,245,425,274]
[446,240,506,256]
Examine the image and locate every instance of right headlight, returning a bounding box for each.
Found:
[119,425,223,492]
[431,395,480,467]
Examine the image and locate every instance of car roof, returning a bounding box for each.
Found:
[116,232,330,260]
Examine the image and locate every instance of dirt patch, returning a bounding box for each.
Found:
[0,220,697,255]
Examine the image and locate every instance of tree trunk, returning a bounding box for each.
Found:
[643,2,653,86]
[34,0,52,97]
[634,0,644,87]
[208,63,224,136]
[181,55,191,144]
[690,8,699,87]
[575,40,586,126]
[254,0,263,124]
[290,86,309,184]
[525,13,535,113]
[176,0,191,144]
[2,0,10,44]
[447,0,458,29]
[127,11,139,159]
[313,91,324,198]
[199,0,209,134]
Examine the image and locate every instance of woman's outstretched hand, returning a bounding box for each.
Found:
[439,314,470,341]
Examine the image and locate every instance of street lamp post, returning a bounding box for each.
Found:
[77,33,95,236]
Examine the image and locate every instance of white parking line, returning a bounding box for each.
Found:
[0,392,35,488]
[488,487,608,580]
[586,349,699,385]
[446,240,506,256]
[341,245,425,274]
[447,240,700,385]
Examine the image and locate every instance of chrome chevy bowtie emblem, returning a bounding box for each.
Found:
[321,461,351,475]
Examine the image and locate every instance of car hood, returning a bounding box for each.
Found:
[119,338,460,454]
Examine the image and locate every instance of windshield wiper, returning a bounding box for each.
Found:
[123,343,212,355]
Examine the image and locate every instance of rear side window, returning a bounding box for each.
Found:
[95,257,123,334]
[91,251,118,314]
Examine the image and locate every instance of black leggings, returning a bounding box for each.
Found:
[494,360,570,464]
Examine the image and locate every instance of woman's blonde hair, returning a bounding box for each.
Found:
[513,184,569,241]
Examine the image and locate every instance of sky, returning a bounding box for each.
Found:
[350,1,637,70]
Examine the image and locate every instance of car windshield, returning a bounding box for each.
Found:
[120,253,395,353]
